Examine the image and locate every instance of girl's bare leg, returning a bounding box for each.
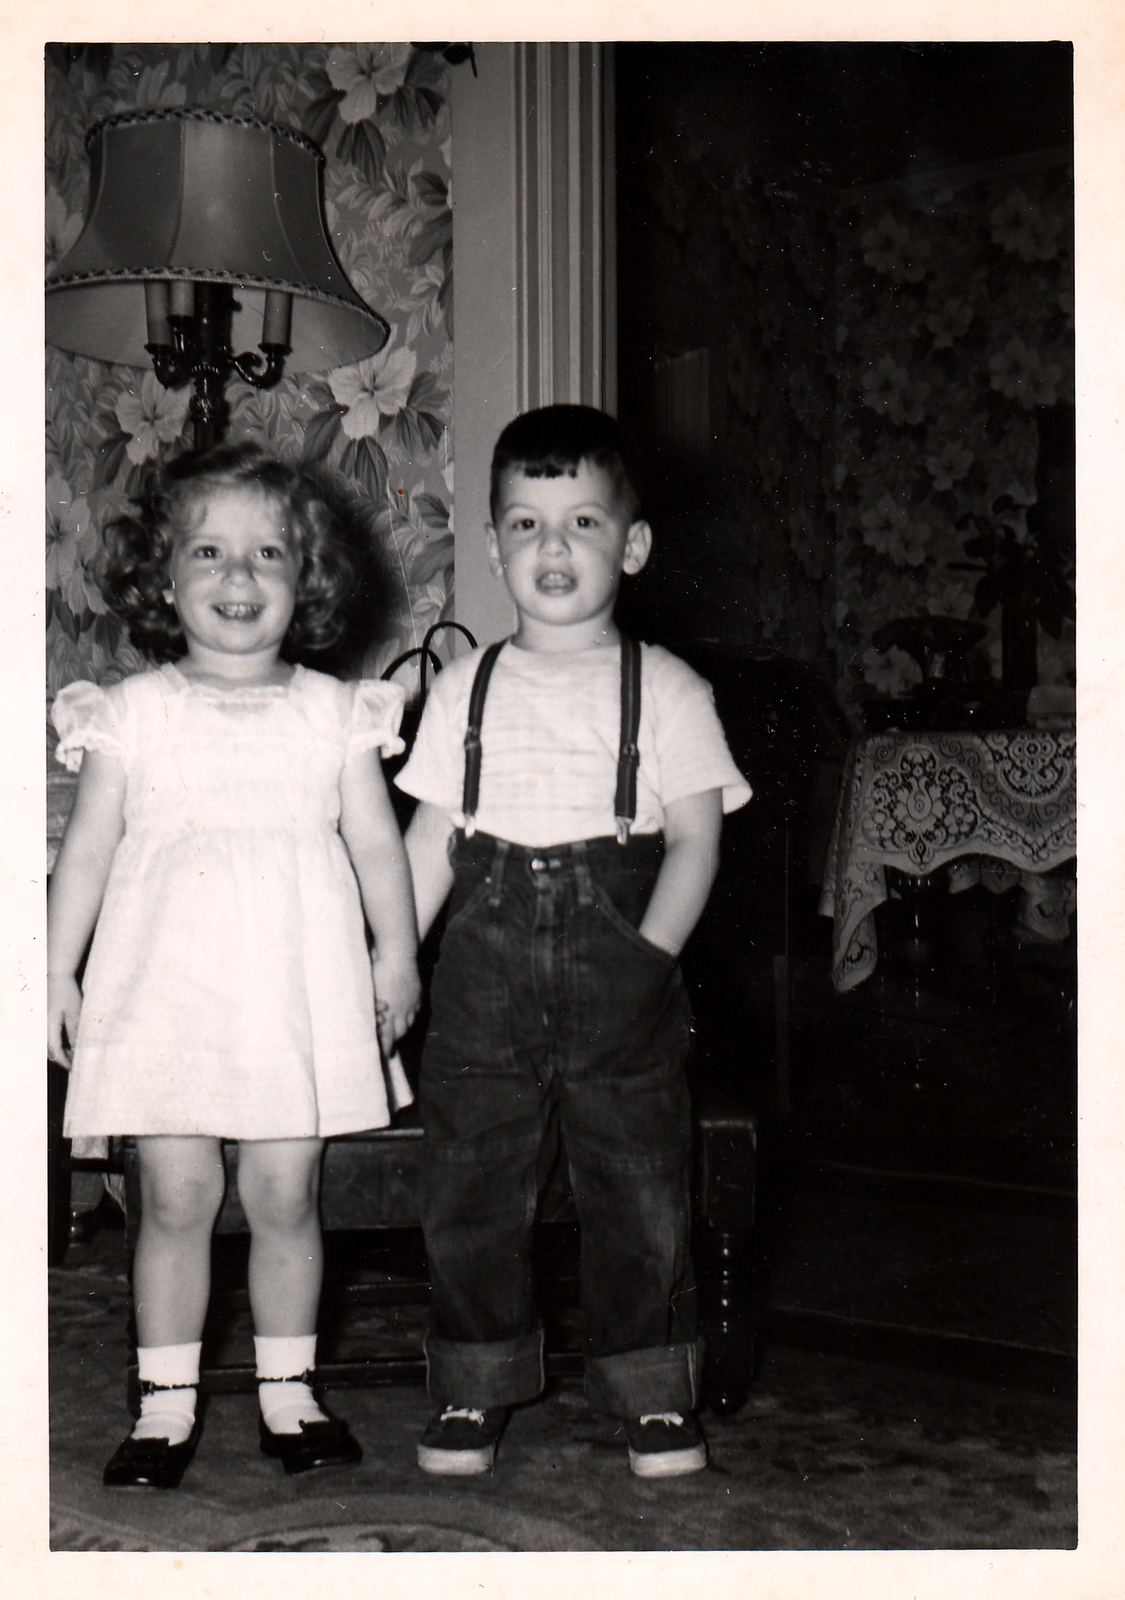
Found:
[132,1136,225,1346]
[108,1136,224,1460]
[237,1139,325,1335]
[237,1139,355,1449]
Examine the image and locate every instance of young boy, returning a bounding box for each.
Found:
[396,404,751,1478]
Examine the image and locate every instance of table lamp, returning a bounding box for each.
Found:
[46,107,390,449]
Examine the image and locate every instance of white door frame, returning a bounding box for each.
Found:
[450,43,616,647]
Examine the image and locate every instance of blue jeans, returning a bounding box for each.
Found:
[418,830,700,1417]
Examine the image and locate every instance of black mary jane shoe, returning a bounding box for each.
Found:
[258,1412,363,1475]
[103,1421,202,1490]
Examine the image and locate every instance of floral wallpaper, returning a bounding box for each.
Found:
[619,104,1074,725]
[618,138,837,672]
[834,157,1075,710]
[45,42,455,701]
[46,48,1076,733]
[717,178,836,672]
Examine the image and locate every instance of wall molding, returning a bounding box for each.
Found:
[514,42,616,415]
[451,43,615,649]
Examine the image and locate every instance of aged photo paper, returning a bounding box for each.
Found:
[4,3,1121,1597]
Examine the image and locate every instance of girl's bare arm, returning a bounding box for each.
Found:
[339,749,421,1049]
[47,748,127,1065]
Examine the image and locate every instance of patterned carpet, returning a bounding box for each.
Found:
[48,1203,1076,1553]
[46,905,1079,1554]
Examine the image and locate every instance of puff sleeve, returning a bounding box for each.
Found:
[51,680,126,774]
[345,678,407,760]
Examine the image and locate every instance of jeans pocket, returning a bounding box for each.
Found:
[592,892,678,968]
[442,877,493,940]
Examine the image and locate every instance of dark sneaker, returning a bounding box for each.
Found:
[417,1406,508,1475]
[624,1411,707,1478]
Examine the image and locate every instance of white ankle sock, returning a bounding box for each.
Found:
[133,1342,200,1446]
[255,1334,327,1434]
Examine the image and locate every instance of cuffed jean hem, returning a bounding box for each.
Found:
[584,1339,703,1418]
[423,1328,545,1409]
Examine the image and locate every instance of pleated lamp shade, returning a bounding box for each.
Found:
[45,108,389,373]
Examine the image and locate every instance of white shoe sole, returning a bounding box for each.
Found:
[628,1444,707,1478]
[417,1443,495,1475]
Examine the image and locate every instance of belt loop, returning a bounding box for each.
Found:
[572,840,594,906]
[487,838,509,905]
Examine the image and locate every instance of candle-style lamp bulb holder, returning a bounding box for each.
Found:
[143,280,292,451]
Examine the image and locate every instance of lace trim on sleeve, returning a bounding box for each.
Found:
[346,678,407,760]
[50,680,125,775]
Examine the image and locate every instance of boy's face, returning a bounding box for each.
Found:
[487,460,651,649]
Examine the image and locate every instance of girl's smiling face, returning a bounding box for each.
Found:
[164,486,300,675]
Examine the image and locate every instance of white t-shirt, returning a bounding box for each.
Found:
[396,640,752,848]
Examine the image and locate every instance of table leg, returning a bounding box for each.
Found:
[882,866,949,996]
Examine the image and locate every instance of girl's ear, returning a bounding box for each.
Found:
[162,578,176,606]
[622,520,652,576]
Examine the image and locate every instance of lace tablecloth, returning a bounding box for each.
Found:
[819,728,1077,991]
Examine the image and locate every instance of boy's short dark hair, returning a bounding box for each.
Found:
[489,404,644,523]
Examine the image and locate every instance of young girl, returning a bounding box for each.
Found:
[47,443,421,1489]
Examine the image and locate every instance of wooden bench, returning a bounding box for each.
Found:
[116,1084,758,1415]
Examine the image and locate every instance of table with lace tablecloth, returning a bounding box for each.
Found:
[818,728,1077,991]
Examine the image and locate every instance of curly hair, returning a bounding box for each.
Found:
[100,443,392,670]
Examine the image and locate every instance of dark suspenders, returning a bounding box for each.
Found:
[460,635,643,845]
[614,634,642,845]
[460,640,504,838]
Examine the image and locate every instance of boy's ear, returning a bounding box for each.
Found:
[485,524,504,579]
[623,520,653,576]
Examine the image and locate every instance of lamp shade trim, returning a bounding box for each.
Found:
[46,105,390,374]
[82,105,324,162]
[46,263,387,322]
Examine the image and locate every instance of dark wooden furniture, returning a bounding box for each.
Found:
[118,1084,758,1415]
[673,645,850,1119]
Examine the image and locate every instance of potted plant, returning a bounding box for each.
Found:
[951,405,1076,691]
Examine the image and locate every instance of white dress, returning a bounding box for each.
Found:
[53,663,408,1140]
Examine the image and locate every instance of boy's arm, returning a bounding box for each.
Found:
[638,788,723,957]
[339,750,421,1050]
[47,748,128,1065]
[404,801,457,942]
